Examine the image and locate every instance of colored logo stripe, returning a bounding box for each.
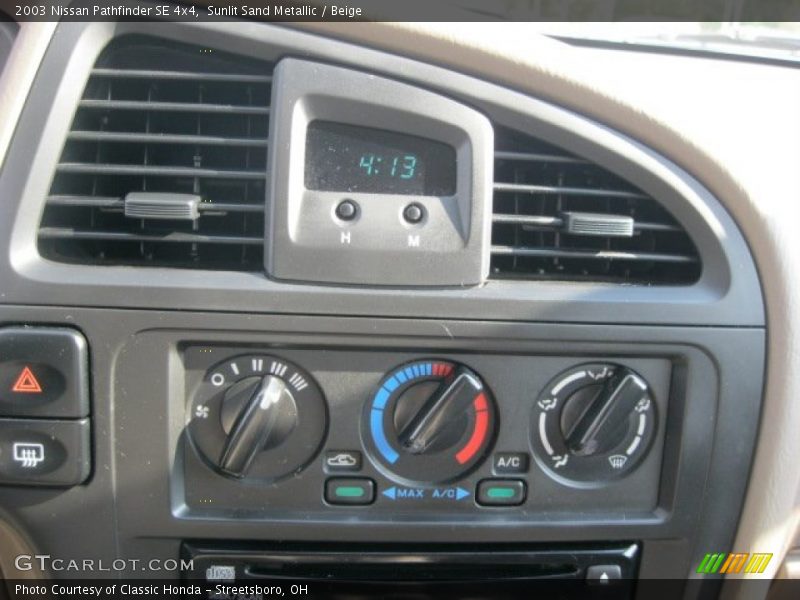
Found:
[743,554,773,574]
[721,553,748,574]
[697,554,725,574]
[697,553,773,574]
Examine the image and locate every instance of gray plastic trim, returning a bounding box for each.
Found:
[0,20,763,327]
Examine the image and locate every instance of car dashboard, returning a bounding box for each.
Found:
[0,14,799,600]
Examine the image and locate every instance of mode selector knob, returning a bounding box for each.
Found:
[563,370,650,457]
[532,363,657,483]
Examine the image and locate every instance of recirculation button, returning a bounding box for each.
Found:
[325,478,376,505]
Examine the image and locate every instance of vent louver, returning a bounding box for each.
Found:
[491,127,701,284]
[38,36,271,271]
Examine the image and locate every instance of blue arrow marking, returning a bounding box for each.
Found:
[382,486,397,500]
[456,487,470,501]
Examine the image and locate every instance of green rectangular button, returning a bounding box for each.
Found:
[487,487,516,499]
[477,479,526,506]
[335,486,366,498]
[325,478,375,506]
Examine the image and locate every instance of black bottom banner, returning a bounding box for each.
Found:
[0,579,789,600]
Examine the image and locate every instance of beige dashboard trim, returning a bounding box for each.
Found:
[0,519,45,579]
[295,22,800,594]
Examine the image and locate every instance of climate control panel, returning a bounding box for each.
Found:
[181,347,669,518]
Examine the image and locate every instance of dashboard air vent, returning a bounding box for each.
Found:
[491,127,701,284]
[38,36,271,271]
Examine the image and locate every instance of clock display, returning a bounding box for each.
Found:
[305,121,456,196]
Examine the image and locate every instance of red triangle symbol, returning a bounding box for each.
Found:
[12,366,43,393]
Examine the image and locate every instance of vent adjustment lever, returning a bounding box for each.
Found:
[124,192,201,221]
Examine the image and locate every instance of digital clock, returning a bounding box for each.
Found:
[304,121,457,196]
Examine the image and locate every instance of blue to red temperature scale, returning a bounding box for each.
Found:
[365,359,495,485]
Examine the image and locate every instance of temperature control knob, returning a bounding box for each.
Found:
[364,360,496,484]
[531,363,656,483]
[188,355,327,482]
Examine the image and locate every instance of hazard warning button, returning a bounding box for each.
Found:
[12,366,44,393]
[0,328,89,418]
